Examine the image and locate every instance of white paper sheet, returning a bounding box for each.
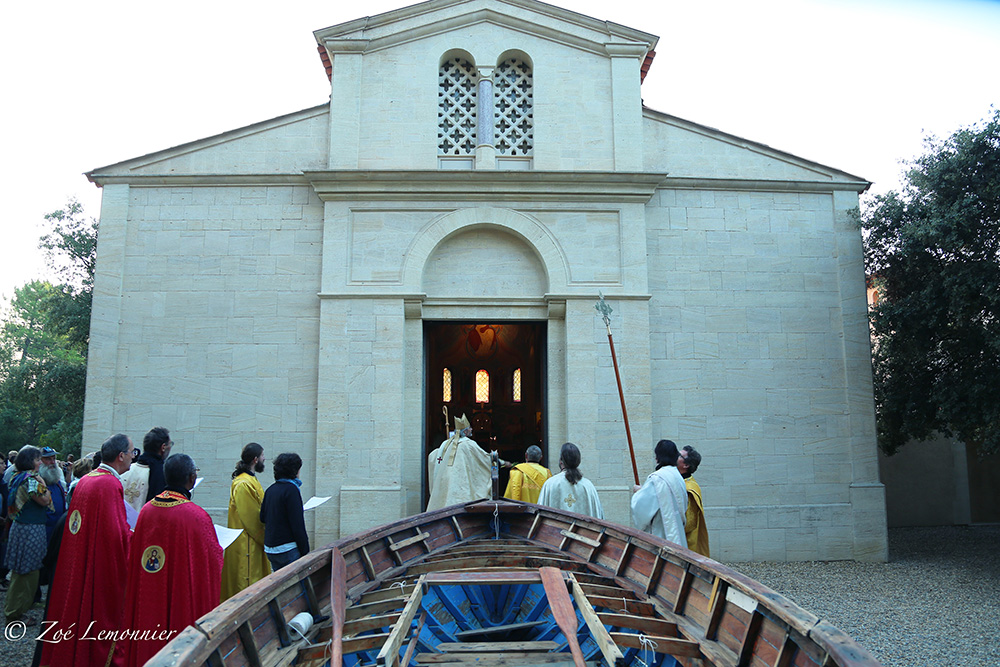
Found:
[124,499,139,530]
[303,496,331,511]
[193,476,204,490]
[215,524,244,550]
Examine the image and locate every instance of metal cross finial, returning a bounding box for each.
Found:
[595,292,613,331]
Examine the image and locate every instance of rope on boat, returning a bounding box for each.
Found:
[638,634,658,666]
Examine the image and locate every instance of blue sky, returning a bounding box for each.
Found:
[2,0,998,303]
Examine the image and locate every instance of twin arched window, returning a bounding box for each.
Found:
[438,54,533,164]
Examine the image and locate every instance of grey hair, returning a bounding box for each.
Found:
[525,445,543,462]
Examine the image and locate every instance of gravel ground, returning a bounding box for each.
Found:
[724,525,1000,667]
[2,525,997,666]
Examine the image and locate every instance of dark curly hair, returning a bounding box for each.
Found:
[272,452,302,481]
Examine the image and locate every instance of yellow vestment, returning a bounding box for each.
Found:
[684,476,710,558]
[503,462,552,503]
[220,472,272,601]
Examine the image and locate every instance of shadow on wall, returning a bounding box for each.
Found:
[879,434,1000,526]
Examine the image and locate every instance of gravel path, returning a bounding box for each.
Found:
[2,526,997,666]
[724,525,1000,667]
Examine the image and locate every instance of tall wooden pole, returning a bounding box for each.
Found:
[595,294,639,486]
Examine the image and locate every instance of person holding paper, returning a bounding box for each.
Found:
[221,443,270,601]
[115,454,222,666]
[260,453,309,571]
[41,434,134,667]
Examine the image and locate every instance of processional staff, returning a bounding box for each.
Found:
[595,293,640,486]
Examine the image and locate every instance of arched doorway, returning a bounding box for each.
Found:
[423,321,546,502]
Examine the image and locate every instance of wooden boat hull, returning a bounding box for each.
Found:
[147,500,882,667]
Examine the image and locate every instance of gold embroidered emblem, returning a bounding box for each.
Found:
[142,545,165,573]
[68,510,82,534]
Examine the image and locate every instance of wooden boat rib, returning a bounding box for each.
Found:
[148,500,882,667]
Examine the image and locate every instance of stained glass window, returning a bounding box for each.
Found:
[443,368,452,403]
[475,369,490,403]
[513,368,521,402]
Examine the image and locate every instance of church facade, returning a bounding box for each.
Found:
[84,0,887,561]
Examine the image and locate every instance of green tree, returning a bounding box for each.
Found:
[0,200,97,457]
[862,108,1000,456]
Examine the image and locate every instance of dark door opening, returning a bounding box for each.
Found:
[423,322,546,505]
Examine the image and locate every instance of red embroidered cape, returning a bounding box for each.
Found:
[116,489,223,666]
[40,467,131,667]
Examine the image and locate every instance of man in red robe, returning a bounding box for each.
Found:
[115,453,223,666]
[39,433,134,667]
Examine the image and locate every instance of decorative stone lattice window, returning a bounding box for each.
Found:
[512,368,521,402]
[438,58,478,156]
[494,58,533,157]
[442,368,452,403]
[475,369,490,403]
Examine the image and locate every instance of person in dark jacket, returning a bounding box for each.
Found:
[260,453,309,570]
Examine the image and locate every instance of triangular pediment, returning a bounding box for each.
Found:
[314,0,657,57]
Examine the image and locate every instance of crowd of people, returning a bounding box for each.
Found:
[1,417,708,665]
[0,431,309,667]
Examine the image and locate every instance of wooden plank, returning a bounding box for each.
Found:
[400,611,428,667]
[610,632,702,659]
[568,573,625,667]
[344,613,402,637]
[296,642,331,664]
[578,582,637,599]
[585,595,656,617]
[390,531,431,552]
[674,566,693,614]
[526,513,541,540]
[405,554,588,575]
[359,583,417,605]
[344,633,392,654]
[376,574,426,665]
[774,631,796,667]
[558,521,576,550]
[386,536,404,566]
[738,610,764,666]
[597,613,678,637]
[346,597,408,621]
[646,550,665,594]
[450,516,464,540]
[236,621,264,667]
[615,539,632,577]
[539,566,586,667]
[437,641,561,652]
[360,544,377,580]
[706,579,729,640]
[454,621,547,639]
[424,571,541,586]
[559,528,603,549]
[267,598,292,647]
[415,652,577,664]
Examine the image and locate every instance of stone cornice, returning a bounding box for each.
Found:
[303,170,668,203]
[657,176,871,194]
[86,174,311,187]
[85,172,869,196]
[315,4,656,57]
